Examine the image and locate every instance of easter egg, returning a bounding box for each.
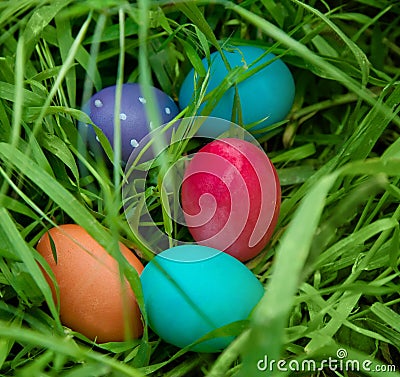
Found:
[36,224,144,343]
[87,83,179,162]
[181,138,280,261]
[178,45,295,133]
[140,245,264,352]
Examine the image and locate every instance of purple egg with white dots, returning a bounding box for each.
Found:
[87,83,179,162]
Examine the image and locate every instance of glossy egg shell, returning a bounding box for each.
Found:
[181,138,280,261]
[88,83,179,162]
[179,45,295,133]
[36,224,144,343]
[140,245,264,352]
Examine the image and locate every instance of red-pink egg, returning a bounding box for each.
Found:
[181,138,280,261]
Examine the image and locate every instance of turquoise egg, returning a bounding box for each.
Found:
[140,245,264,352]
[178,45,295,134]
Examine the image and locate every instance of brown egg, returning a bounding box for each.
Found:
[36,224,144,343]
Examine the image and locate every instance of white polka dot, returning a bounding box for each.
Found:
[130,139,139,148]
[95,136,100,142]
[138,96,146,104]
[165,107,171,115]
[149,121,153,128]
[94,99,103,108]
[120,113,127,120]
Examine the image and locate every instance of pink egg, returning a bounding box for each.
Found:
[181,138,280,261]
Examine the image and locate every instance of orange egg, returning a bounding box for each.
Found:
[36,224,144,343]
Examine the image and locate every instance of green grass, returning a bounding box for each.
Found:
[1,0,400,376]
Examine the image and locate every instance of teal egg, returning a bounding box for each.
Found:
[178,45,295,134]
[140,245,264,352]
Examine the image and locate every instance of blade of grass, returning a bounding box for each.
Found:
[371,303,400,333]
[0,208,62,331]
[173,2,220,50]
[0,33,25,201]
[239,173,338,377]
[0,322,146,377]
[0,82,44,106]
[293,0,370,86]
[0,194,37,219]
[21,0,72,62]
[55,14,76,108]
[343,82,400,162]
[27,12,92,158]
